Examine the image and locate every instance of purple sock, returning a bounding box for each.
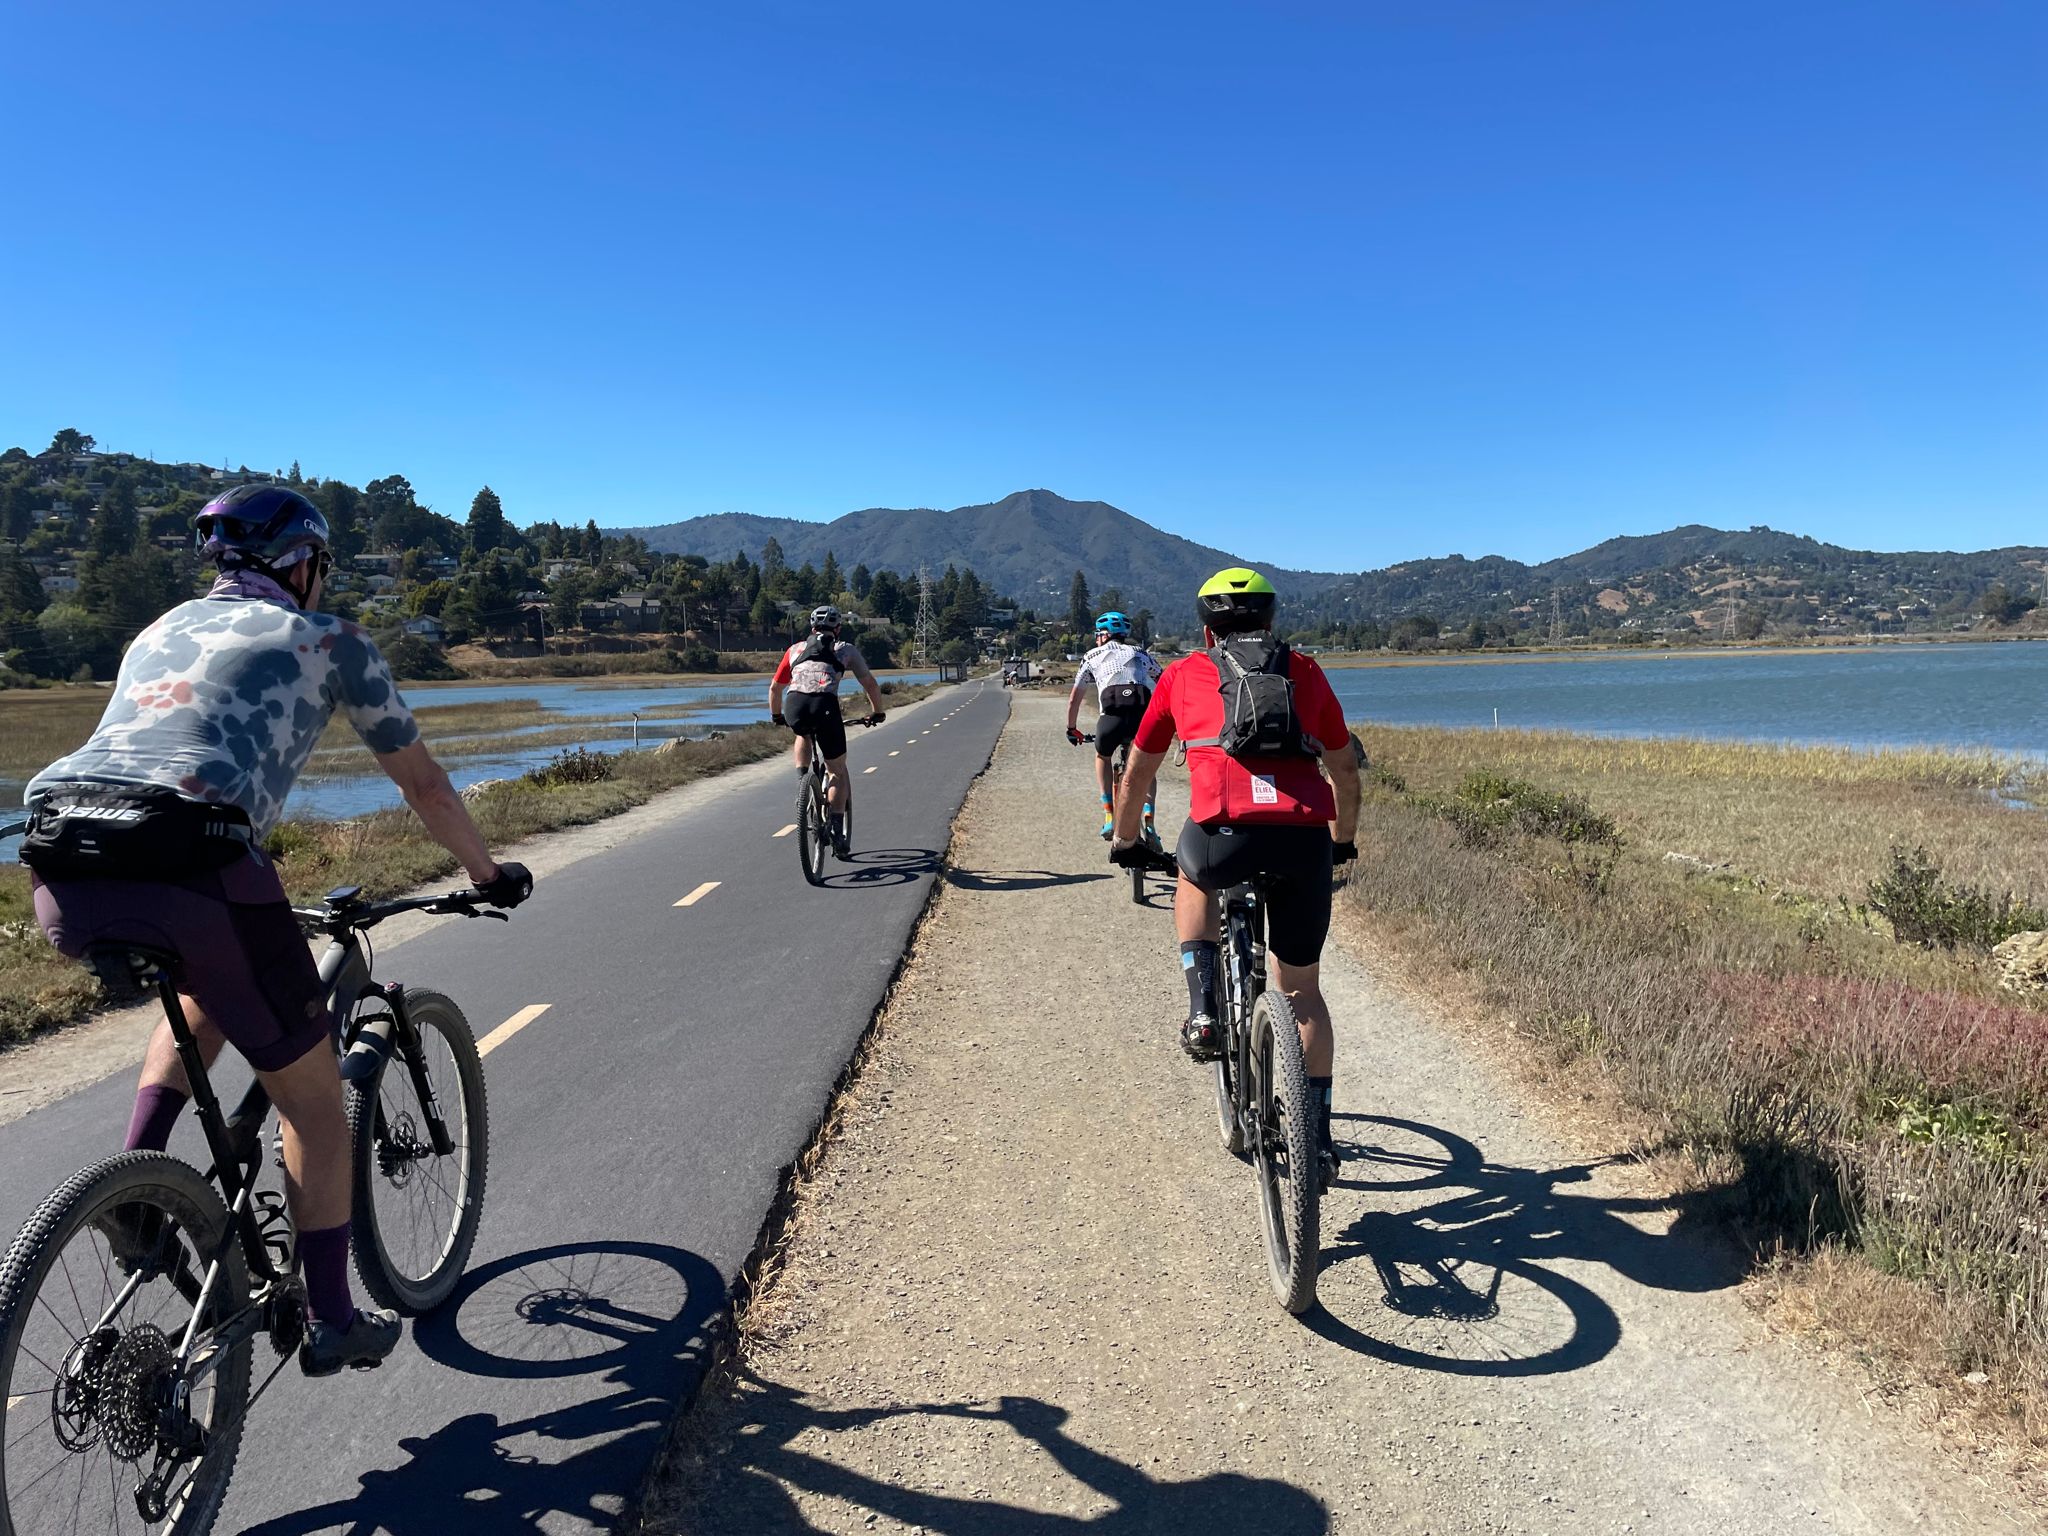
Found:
[298,1223,355,1327]
[123,1084,189,1153]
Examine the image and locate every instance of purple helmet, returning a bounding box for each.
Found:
[194,484,330,572]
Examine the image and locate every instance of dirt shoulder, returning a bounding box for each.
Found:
[645,690,2028,1536]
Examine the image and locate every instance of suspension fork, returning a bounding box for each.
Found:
[349,983,457,1159]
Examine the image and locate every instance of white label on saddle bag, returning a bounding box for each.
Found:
[1250,774,1278,806]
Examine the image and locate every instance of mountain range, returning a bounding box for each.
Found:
[623,492,2047,635]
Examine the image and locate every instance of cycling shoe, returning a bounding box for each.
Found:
[1180,1014,1223,1061]
[299,1308,403,1378]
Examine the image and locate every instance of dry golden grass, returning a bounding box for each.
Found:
[1361,723,2048,907]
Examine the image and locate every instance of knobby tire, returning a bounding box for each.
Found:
[348,990,489,1315]
[1252,989,1320,1314]
[0,1152,250,1536]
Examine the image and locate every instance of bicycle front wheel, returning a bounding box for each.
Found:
[0,1151,250,1536]
[348,989,489,1315]
[1251,990,1320,1314]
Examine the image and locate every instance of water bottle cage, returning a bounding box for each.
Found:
[252,1188,296,1273]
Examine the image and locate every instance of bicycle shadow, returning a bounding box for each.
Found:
[235,1240,724,1536]
[944,867,1111,893]
[816,847,942,890]
[656,1373,1328,1534]
[1304,1114,1745,1378]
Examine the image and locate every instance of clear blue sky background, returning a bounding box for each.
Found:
[2,2,2041,570]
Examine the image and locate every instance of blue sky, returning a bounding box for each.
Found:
[2,2,2041,571]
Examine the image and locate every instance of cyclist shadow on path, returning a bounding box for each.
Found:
[1304,1114,1747,1379]
[944,868,1112,894]
[816,847,941,890]
[668,1374,1329,1535]
[235,1240,724,1536]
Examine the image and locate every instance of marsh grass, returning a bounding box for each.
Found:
[1347,720,2048,1452]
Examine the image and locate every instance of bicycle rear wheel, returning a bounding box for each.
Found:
[797,771,827,886]
[348,989,489,1315]
[1251,990,1320,1314]
[0,1152,250,1536]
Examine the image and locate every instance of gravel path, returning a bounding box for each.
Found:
[647,691,2025,1536]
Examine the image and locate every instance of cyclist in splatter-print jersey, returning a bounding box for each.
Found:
[23,485,533,1378]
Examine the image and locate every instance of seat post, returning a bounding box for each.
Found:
[153,972,247,1194]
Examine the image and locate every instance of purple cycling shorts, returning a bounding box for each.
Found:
[32,855,329,1072]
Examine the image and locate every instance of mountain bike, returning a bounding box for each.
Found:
[1210,874,1320,1313]
[0,878,503,1535]
[796,715,879,886]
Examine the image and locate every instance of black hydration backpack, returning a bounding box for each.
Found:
[794,631,844,675]
[1200,634,1319,759]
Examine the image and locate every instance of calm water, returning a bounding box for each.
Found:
[1325,642,2048,755]
[0,673,938,854]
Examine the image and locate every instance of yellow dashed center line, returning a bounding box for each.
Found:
[675,881,721,908]
[888,751,899,757]
[478,1004,551,1058]
[773,823,798,837]
[863,766,877,774]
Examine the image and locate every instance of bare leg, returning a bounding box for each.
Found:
[791,734,812,773]
[1270,957,1333,1077]
[1095,755,1115,802]
[257,1045,351,1232]
[823,753,852,813]
[137,1000,228,1095]
[1174,875,1219,945]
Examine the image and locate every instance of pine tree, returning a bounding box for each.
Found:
[467,486,511,555]
[1067,570,1092,637]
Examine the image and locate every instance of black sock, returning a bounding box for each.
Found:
[828,811,844,835]
[1309,1076,1333,1149]
[1179,940,1219,1018]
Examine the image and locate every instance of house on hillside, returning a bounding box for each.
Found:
[401,616,446,642]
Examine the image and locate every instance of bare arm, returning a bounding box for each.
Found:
[1112,746,1168,844]
[1321,739,1361,845]
[1066,673,1090,733]
[768,680,785,718]
[374,740,499,884]
[844,648,885,714]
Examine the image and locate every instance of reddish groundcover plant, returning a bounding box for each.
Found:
[1715,973,2048,1124]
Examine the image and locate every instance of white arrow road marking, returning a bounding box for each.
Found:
[675,881,721,908]
[478,1004,551,1059]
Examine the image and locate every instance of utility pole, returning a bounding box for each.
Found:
[914,564,938,667]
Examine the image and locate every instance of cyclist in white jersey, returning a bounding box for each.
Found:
[1064,611,1164,843]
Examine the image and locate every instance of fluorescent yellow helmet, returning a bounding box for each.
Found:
[1196,567,1277,633]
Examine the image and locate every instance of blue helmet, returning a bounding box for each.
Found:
[194,484,330,573]
[1094,610,1131,638]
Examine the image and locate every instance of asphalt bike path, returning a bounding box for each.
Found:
[0,680,1008,1535]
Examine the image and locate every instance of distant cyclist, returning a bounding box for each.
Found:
[1065,610,1164,844]
[20,485,532,1376]
[770,605,887,859]
[1107,569,1360,1187]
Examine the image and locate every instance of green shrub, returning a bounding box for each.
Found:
[1867,845,2046,951]
[525,745,617,787]
[1419,771,1620,851]
[667,641,721,672]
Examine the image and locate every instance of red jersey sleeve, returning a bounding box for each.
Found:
[1290,654,1347,752]
[1133,661,1181,753]
[771,647,794,687]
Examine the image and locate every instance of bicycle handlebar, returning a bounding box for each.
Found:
[294,886,509,935]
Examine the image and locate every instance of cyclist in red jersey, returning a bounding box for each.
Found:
[1109,568,1360,1185]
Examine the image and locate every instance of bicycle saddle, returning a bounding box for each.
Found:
[82,941,181,997]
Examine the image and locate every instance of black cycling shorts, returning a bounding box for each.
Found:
[784,689,847,761]
[1097,704,1146,765]
[1175,820,1335,969]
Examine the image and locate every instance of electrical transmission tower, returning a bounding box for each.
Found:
[1721,594,1738,640]
[1548,589,1565,645]
[914,564,938,665]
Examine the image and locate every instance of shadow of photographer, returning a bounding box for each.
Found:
[659,1374,1328,1535]
[235,1240,723,1536]
[1305,1114,1745,1378]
